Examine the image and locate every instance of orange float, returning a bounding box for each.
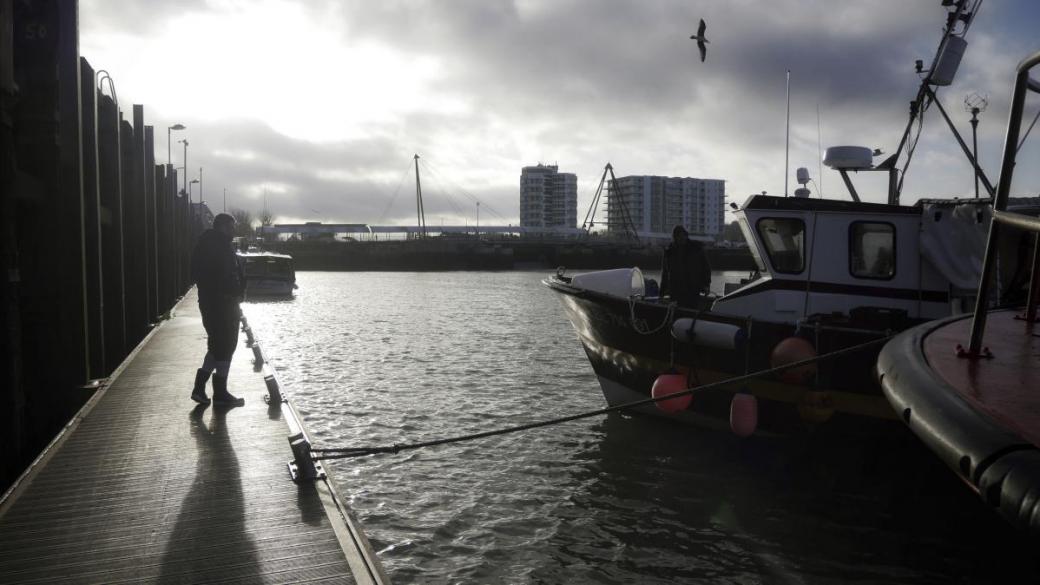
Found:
[651,373,691,413]
[770,337,818,384]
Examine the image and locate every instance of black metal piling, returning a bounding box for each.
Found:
[0,1,198,492]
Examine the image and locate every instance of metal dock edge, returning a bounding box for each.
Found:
[0,289,391,584]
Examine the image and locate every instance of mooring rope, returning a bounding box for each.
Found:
[310,334,894,461]
[628,297,676,335]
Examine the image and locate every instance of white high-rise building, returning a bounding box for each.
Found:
[520,164,577,229]
[607,175,725,237]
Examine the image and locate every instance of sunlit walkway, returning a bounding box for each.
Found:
[0,290,385,584]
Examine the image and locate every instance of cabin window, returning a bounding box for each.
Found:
[756,218,805,273]
[243,258,266,277]
[267,260,291,276]
[850,222,895,279]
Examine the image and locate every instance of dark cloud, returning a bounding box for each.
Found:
[186,118,516,225]
[340,1,933,116]
[81,0,1040,226]
[80,0,211,34]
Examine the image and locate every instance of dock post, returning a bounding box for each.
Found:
[263,372,284,403]
[288,433,325,482]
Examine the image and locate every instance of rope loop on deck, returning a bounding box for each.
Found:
[309,334,895,462]
[628,296,676,335]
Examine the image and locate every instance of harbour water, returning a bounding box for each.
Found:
[242,271,1036,584]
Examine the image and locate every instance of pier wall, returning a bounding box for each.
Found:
[0,1,197,491]
[266,239,756,272]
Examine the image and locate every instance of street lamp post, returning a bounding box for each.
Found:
[179,139,192,247]
[179,139,189,198]
[189,179,199,224]
[180,141,190,226]
[167,124,185,168]
[167,123,185,193]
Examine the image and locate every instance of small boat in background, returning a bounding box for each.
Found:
[237,249,297,297]
[877,49,1040,535]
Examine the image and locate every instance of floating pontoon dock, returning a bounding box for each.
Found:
[0,290,388,584]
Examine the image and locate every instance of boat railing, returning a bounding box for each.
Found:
[966,49,1040,355]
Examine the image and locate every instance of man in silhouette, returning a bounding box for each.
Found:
[660,225,711,307]
[190,213,245,406]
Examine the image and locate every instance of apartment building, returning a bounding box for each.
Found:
[520,163,577,229]
[607,175,725,237]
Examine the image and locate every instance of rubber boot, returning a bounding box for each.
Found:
[212,374,245,407]
[191,369,211,405]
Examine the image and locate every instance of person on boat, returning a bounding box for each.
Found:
[189,213,246,407]
[660,225,711,307]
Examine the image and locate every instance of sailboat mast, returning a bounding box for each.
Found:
[413,154,426,238]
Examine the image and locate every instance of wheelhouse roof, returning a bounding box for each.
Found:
[740,195,920,215]
[236,251,293,260]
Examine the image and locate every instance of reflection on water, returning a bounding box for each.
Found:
[242,271,1036,584]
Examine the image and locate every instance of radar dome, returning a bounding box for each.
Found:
[823,146,873,170]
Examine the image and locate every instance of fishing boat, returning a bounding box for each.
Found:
[546,194,985,437]
[237,250,298,297]
[876,50,1040,533]
[544,1,1034,437]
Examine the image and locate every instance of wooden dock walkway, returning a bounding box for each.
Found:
[0,290,388,584]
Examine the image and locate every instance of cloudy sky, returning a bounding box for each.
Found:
[80,0,1040,226]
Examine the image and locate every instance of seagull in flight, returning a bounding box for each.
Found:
[690,18,709,62]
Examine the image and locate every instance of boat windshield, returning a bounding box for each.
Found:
[756,218,805,274]
[850,221,895,279]
[243,257,293,278]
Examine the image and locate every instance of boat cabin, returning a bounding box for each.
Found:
[236,251,297,296]
[713,195,952,323]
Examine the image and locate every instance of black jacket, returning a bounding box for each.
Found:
[660,239,711,305]
[191,229,243,305]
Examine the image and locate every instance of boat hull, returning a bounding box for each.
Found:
[546,277,901,437]
[877,310,1040,534]
[245,279,295,297]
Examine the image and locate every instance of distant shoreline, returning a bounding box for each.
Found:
[264,240,755,272]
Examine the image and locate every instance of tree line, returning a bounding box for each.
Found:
[227,208,274,239]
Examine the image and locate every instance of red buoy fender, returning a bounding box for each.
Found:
[730,393,758,437]
[651,373,691,413]
[770,337,818,384]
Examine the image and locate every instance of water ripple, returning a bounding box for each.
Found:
[242,271,1037,584]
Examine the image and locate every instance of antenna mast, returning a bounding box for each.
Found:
[816,104,824,198]
[891,0,989,200]
[785,69,791,197]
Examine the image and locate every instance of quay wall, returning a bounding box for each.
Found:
[266,240,757,272]
[0,1,199,491]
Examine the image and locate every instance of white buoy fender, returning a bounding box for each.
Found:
[570,268,645,298]
[671,318,745,349]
